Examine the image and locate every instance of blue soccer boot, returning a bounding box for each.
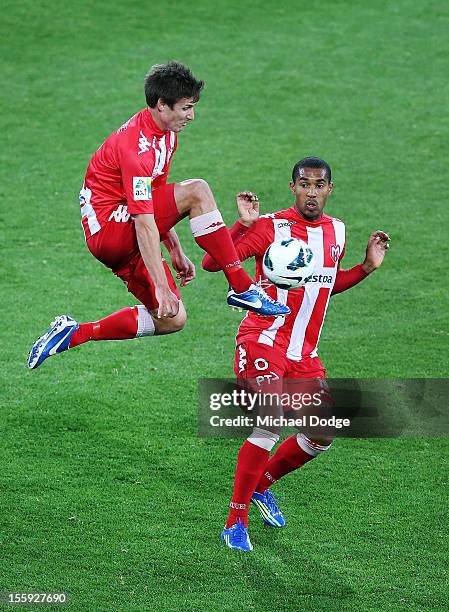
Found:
[27,315,79,369]
[251,489,286,527]
[227,284,290,317]
[221,519,254,552]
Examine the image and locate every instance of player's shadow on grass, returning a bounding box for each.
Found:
[232,537,355,610]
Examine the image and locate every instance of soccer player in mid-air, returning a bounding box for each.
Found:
[28,61,289,369]
[203,157,390,551]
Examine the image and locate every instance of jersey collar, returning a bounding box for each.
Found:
[144,108,166,137]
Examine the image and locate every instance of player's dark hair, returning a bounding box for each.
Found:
[144,61,204,109]
[292,157,332,183]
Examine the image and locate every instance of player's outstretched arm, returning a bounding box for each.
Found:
[134,214,180,318]
[332,230,390,295]
[162,228,196,287]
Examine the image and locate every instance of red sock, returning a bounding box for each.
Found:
[69,306,139,348]
[226,440,269,528]
[190,211,252,293]
[256,435,315,493]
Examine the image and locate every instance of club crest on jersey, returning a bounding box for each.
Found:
[133,177,152,201]
[137,130,151,155]
[330,244,341,263]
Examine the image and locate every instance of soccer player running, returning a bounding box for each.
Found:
[203,157,390,551]
[28,62,289,369]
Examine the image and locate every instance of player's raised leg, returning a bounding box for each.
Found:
[27,250,187,370]
[171,179,290,317]
[69,301,187,346]
[27,303,186,370]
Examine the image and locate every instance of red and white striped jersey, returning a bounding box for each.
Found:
[236,207,346,361]
[79,108,177,240]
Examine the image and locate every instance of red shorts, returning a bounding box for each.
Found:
[234,340,327,381]
[234,340,329,411]
[86,184,182,311]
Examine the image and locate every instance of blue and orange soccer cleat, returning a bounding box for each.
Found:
[251,489,286,527]
[27,315,79,369]
[221,519,253,552]
[227,284,290,317]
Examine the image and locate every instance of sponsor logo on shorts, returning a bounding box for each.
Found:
[253,359,281,385]
[133,177,152,201]
[256,371,280,386]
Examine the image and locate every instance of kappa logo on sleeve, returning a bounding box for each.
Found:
[133,177,152,201]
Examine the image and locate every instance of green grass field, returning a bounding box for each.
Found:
[2,0,449,610]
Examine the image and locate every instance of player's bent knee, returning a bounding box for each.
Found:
[170,309,187,332]
[297,433,333,456]
[176,179,215,213]
[153,302,187,335]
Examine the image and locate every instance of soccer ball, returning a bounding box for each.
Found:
[262,238,315,289]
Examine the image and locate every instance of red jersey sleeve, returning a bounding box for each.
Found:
[332,245,368,294]
[236,217,273,261]
[118,137,156,215]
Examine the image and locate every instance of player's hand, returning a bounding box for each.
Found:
[155,284,180,318]
[170,250,196,287]
[362,230,390,273]
[236,191,260,227]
